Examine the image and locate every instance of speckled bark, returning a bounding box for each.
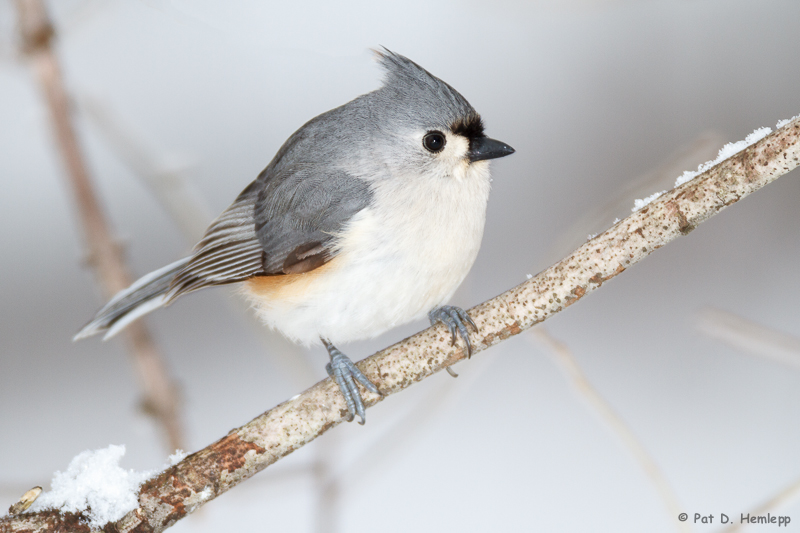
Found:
[2,118,798,533]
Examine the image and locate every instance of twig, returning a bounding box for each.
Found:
[14,0,185,453]
[3,101,798,533]
[696,308,800,370]
[7,487,41,516]
[531,328,690,533]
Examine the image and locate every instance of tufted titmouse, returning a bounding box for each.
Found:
[75,49,515,423]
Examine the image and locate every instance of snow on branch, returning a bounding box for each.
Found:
[3,118,798,533]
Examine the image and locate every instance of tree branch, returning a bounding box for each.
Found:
[3,112,797,531]
[14,0,185,453]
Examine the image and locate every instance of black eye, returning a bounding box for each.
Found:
[423,131,446,153]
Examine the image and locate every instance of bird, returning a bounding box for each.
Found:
[75,48,515,424]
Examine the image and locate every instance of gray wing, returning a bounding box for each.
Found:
[255,168,372,273]
[168,168,372,299]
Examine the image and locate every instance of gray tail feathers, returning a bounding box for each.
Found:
[74,257,191,341]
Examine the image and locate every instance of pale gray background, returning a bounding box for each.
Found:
[1,1,799,532]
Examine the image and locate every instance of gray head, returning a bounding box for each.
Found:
[363,48,515,176]
[372,48,480,137]
[265,48,514,181]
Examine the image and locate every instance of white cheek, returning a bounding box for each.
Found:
[443,135,483,182]
[443,134,470,162]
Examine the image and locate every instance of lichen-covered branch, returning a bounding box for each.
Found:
[3,117,797,532]
[14,0,185,453]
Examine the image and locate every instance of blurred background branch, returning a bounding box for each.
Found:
[14,0,184,453]
[696,308,800,371]
[531,328,690,533]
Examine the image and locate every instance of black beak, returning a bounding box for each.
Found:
[468,137,515,163]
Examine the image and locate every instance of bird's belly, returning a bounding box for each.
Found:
[243,165,491,345]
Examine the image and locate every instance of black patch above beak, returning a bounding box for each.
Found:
[468,137,515,162]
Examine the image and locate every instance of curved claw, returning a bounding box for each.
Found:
[428,305,479,358]
[322,339,380,424]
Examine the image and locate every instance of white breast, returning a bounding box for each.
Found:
[242,161,492,346]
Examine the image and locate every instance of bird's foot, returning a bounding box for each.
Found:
[322,338,381,424]
[428,305,478,358]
